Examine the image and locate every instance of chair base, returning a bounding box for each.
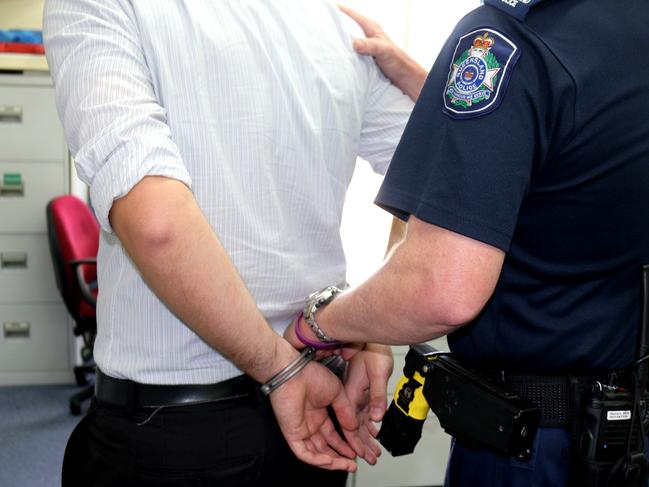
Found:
[70,363,95,415]
[74,363,94,386]
[70,383,94,416]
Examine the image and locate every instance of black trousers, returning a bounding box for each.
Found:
[62,393,348,486]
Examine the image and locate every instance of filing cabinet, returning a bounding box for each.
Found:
[0,71,73,385]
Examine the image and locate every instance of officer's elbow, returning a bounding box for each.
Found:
[410,265,498,337]
[418,284,488,332]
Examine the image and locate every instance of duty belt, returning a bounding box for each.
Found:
[495,373,611,428]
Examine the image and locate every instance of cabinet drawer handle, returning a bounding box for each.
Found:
[3,321,30,339]
[1,252,28,269]
[0,184,24,196]
[0,105,23,124]
[0,173,24,197]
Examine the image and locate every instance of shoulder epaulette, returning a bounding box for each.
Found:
[483,0,549,21]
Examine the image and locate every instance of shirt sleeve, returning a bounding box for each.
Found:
[375,11,574,251]
[358,59,414,174]
[44,0,192,233]
[358,64,415,176]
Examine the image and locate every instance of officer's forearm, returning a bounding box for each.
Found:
[315,217,505,345]
[109,176,298,383]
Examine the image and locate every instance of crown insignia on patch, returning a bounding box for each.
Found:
[472,33,495,50]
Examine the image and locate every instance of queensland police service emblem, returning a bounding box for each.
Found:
[443,28,520,119]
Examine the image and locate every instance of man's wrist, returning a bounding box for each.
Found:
[260,346,316,395]
[251,335,301,384]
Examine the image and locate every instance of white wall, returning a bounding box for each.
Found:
[0,0,44,29]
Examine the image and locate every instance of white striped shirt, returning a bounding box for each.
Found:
[44,0,413,384]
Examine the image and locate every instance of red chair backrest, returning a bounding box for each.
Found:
[46,195,99,321]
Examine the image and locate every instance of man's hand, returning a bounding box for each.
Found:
[281,318,394,465]
[269,360,361,472]
[344,344,394,464]
[338,4,427,101]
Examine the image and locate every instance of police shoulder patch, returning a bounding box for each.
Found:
[442,28,521,120]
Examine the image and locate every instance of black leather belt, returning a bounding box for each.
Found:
[95,369,259,409]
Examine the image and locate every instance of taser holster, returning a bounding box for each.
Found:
[378,266,649,487]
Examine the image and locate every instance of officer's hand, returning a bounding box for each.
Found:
[269,359,362,471]
[338,4,427,101]
[344,343,394,464]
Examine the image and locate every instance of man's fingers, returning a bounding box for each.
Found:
[328,457,359,473]
[288,440,335,468]
[320,419,357,459]
[310,431,345,458]
[331,387,361,432]
[341,425,369,460]
[297,438,358,473]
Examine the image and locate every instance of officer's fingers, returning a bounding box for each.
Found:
[338,4,385,38]
[367,370,390,422]
[353,38,394,59]
[340,343,364,361]
[350,418,381,465]
[362,439,379,465]
[367,420,380,438]
[356,422,381,462]
[363,345,393,421]
[344,362,369,407]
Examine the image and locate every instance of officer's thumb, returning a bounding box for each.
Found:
[368,378,388,422]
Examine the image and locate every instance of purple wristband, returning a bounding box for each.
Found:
[294,312,342,350]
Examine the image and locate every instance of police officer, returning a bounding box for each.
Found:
[287,0,649,485]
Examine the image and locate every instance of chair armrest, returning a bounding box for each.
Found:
[67,259,97,308]
[68,258,97,266]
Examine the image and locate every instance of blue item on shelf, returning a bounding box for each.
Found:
[0,30,43,45]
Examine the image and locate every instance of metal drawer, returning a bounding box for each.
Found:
[0,83,67,163]
[0,302,70,372]
[0,162,67,233]
[0,234,61,303]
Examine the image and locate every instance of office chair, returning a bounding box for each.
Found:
[46,195,99,415]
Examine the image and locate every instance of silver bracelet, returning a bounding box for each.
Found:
[260,346,316,396]
[304,286,342,343]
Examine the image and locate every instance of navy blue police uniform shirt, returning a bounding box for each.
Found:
[376,0,649,374]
